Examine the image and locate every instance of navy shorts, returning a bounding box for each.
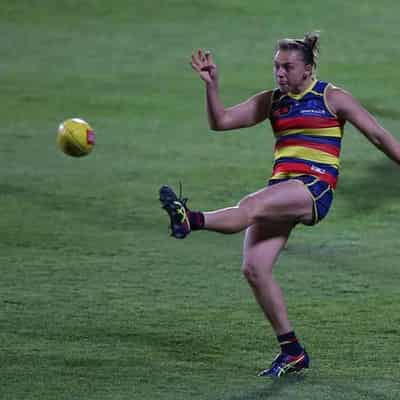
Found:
[268,175,334,225]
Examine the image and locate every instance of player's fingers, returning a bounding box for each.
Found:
[190,60,201,72]
[202,50,210,67]
[197,48,206,63]
[204,50,213,65]
[194,50,204,63]
[202,51,216,72]
[191,52,202,69]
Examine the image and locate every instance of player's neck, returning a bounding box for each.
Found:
[288,78,316,97]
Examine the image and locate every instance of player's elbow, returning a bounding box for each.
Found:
[390,147,400,165]
[209,123,229,131]
[372,131,400,164]
[208,121,223,131]
[208,116,232,131]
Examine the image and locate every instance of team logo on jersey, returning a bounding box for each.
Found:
[311,165,326,174]
[299,99,327,116]
[273,105,291,117]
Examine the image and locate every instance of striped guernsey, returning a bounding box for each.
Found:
[269,80,345,188]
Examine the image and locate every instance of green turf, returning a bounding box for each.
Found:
[1,1,400,399]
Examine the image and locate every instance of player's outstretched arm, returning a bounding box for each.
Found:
[327,87,400,164]
[191,49,272,131]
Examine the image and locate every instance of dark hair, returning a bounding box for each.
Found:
[276,32,320,68]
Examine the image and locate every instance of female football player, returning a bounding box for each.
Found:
[159,32,400,377]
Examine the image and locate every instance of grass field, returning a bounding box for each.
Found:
[1,1,400,399]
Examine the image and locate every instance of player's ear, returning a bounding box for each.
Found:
[304,64,312,78]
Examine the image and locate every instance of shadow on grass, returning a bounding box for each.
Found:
[225,374,307,400]
[337,158,400,215]
[224,375,396,400]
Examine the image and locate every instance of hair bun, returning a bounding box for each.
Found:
[303,31,320,52]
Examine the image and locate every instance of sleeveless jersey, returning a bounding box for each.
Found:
[269,80,344,188]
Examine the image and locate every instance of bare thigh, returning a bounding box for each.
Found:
[239,180,314,225]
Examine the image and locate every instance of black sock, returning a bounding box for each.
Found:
[277,331,303,356]
[188,211,204,230]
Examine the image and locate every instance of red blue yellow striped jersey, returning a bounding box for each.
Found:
[269,80,345,188]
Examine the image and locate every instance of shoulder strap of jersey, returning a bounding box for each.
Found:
[312,80,329,94]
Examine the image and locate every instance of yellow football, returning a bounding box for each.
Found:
[57,118,95,157]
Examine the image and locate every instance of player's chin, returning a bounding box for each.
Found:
[277,82,289,93]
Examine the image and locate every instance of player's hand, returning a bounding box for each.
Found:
[190,49,218,85]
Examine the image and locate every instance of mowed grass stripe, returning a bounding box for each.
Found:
[1,0,400,399]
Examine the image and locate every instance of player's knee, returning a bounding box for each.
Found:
[242,262,256,286]
[242,256,272,287]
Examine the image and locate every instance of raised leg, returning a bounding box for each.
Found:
[204,180,314,233]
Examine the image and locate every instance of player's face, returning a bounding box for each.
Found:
[273,50,312,93]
